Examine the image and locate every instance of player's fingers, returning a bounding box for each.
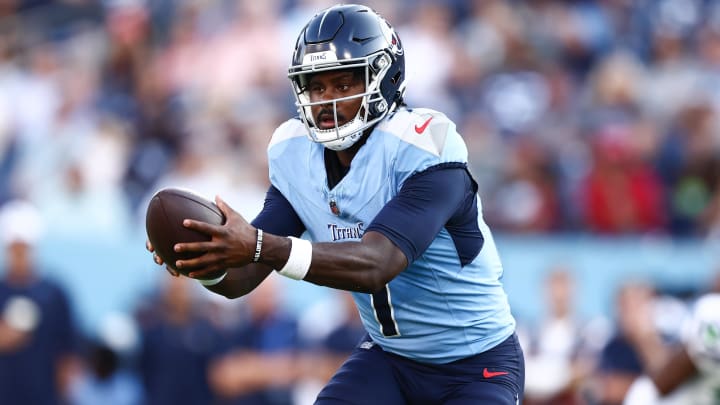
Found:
[146,239,154,252]
[176,259,223,275]
[174,241,217,253]
[175,250,225,273]
[153,252,164,265]
[175,254,202,270]
[182,219,222,235]
[188,267,225,279]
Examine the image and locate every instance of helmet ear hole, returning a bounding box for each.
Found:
[371,100,388,115]
[372,55,389,72]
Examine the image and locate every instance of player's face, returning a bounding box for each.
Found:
[306,69,365,130]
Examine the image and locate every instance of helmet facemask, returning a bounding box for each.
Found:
[289,52,395,151]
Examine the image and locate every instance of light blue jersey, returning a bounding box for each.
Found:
[267,108,516,364]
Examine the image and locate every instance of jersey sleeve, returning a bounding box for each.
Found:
[365,164,483,265]
[251,185,306,237]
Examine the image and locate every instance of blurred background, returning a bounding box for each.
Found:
[1,0,720,404]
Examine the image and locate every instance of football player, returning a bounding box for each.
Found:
[148,4,524,403]
[623,293,720,405]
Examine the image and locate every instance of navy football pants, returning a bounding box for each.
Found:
[316,333,525,404]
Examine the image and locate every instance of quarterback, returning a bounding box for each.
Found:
[149,4,524,404]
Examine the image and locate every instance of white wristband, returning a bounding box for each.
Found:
[197,271,227,286]
[253,229,263,262]
[277,237,312,280]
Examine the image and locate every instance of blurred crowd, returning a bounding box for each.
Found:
[1,0,720,237]
[520,265,720,405]
[2,0,720,404]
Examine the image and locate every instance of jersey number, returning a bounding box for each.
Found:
[371,285,399,337]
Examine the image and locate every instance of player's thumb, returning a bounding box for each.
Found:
[215,195,240,221]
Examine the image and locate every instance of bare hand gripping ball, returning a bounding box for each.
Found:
[145,187,226,280]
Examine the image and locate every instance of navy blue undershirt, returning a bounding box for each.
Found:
[251,187,306,237]
[252,165,483,266]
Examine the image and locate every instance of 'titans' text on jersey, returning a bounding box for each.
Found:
[266,107,516,364]
[327,222,364,241]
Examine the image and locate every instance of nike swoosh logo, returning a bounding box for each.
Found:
[414,116,433,134]
[483,368,509,378]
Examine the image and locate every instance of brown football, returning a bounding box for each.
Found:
[145,187,226,279]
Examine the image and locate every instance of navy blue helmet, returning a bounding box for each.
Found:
[288,4,406,150]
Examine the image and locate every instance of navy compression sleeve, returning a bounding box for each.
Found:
[365,164,483,266]
[251,185,306,237]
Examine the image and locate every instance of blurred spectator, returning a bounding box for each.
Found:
[640,0,704,125]
[480,68,551,137]
[208,274,300,405]
[0,200,79,404]
[656,98,720,235]
[522,266,598,405]
[399,1,462,120]
[623,290,720,405]
[581,125,666,234]
[136,276,222,405]
[487,136,560,232]
[577,50,665,233]
[454,0,507,84]
[28,118,134,239]
[6,42,63,197]
[525,0,614,77]
[67,340,143,405]
[312,291,366,376]
[135,131,267,227]
[589,281,669,405]
[199,0,287,108]
[294,291,366,404]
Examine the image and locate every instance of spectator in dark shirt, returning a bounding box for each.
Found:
[136,276,222,405]
[0,200,78,404]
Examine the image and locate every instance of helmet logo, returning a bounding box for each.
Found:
[390,32,403,56]
[303,51,338,65]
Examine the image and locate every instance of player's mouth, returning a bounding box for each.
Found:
[317,112,345,129]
